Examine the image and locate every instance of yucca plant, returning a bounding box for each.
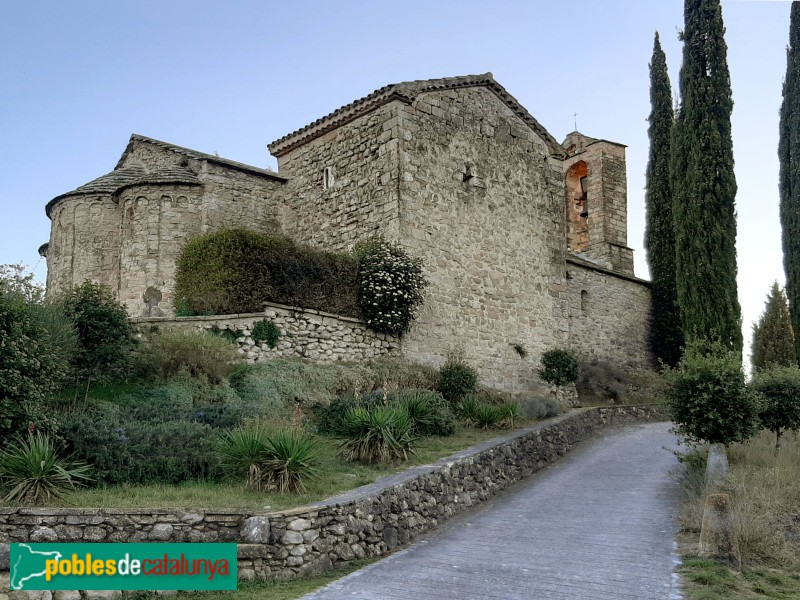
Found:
[455,394,481,426]
[473,403,504,430]
[216,426,271,491]
[396,389,456,436]
[0,432,93,504]
[498,401,522,429]
[262,429,319,493]
[339,406,416,463]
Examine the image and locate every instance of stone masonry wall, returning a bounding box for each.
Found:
[566,258,653,370]
[0,405,669,594]
[275,101,401,252]
[395,87,568,392]
[46,195,120,297]
[132,301,400,363]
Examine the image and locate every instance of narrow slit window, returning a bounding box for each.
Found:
[323,166,334,190]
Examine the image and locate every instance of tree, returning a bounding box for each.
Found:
[667,340,759,445]
[751,366,800,454]
[671,0,742,353]
[0,266,74,437]
[644,32,683,367]
[780,2,800,363]
[751,282,795,374]
[60,281,136,394]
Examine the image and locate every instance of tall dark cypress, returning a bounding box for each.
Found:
[779,1,800,364]
[645,32,683,367]
[671,0,742,353]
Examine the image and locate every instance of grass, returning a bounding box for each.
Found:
[677,429,800,599]
[59,427,509,510]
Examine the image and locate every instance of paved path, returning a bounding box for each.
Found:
[302,422,683,600]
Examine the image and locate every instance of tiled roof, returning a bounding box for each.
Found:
[45,165,201,217]
[268,73,566,158]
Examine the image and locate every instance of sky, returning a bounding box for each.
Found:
[0,0,793,362]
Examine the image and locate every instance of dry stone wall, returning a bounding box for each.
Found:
[395,87,568,392]
[566,258,653,370]
[132,301,399,363]
[0,405,669,595]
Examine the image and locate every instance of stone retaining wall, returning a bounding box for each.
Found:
[132,301,400,364]
[0,405,669,597]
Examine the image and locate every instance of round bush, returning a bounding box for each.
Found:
[539,349,580,387]
[356,237,427,335]
[252,320,281,348]
[436,356,478,402]
[667,341,759,445]
[751,366,800,451]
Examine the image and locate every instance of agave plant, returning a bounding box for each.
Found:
[0,432,93,504]
[262,429,320,493]
[339,406,416,463]
[396,389,456,437]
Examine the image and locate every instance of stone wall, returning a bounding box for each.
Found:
[46,195,120,296]
[395,87,568,392]
[566,257,653,370]
[274,101,401,252]
[132,301,400,363]
[0,405,669,594]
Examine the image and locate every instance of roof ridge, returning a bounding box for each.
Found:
[119,134,286,180]
[268,73,565,158]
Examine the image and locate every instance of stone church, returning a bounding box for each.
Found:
[40,73,652,391]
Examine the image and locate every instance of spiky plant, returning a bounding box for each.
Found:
[0,432,93,504]
[339,406,416,463]
[216,426,271,491]
[262,429,320,493]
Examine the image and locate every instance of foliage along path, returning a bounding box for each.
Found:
[302,422,683,600]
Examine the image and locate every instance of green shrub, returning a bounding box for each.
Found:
[136,329,239,384]
[174,229,359,317]
[0,266,77,437]
[356,237,427,335]
[667,340,760,445]
[252,320,281,348]
[539,349,580,387]
[59,411,218,485]
[59,281,136,388]
[0,432,93,504]
[751,366,800,453]
[436,354,479,402]
[339,406,416,463]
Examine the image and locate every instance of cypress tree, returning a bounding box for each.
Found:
[671,0,742,353]
[751,282,795,374]
[779,1,800,363]
[645,32,683,367]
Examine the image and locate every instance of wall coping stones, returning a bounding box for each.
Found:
[130,301,365,327]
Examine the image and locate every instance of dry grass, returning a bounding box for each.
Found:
[678,429,800,599]
[725,429,800,566]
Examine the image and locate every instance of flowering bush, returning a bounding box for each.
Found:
[356,237,427,335]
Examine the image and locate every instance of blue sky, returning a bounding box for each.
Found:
[0,0,792,359]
